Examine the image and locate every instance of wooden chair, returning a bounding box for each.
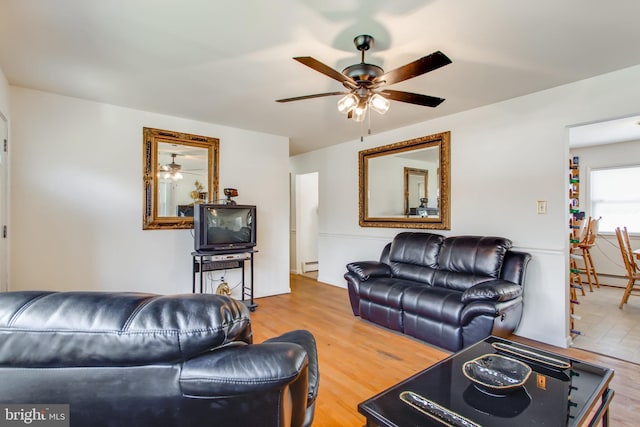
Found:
[570,216,601,292]
[614,226,640,309]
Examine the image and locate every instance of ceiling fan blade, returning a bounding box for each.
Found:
[374,51,452,87]
[276,91,347,103]
[381,90,445,107]
[293,57,358,88]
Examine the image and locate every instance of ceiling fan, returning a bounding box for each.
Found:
[159,153,184,181]
[276,35,452,123]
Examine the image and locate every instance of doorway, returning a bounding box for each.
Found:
[295,172,319,280]
[568,115,640,364]
[0,113,7,292]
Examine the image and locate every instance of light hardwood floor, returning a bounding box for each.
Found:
[250,274,639,427]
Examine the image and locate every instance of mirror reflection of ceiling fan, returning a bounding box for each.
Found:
[159,153,206,181]
[159,153,184,181]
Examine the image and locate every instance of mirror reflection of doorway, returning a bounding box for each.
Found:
[404,167,428,216]
[295,172,319,280]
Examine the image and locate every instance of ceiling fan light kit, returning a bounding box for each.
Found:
[369,93,390,114]
[276,34,451,138]
[337,93,358,113]
[161,153,184,181]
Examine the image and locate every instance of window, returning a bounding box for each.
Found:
[590,166,640,233]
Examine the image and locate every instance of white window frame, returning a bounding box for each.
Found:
[589,165,640,234]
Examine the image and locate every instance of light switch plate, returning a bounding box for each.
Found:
[537,200,547,214]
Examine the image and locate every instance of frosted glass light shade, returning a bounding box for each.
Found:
[369,93,390,114]
[353,104,367,122]
[337,93,358,113]
[164,171,183,181]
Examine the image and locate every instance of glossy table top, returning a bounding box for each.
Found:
[359,336,614,427]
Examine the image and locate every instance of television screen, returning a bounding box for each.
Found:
[194,204,256,252]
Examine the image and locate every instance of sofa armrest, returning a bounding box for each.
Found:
[461,279,522,304]
[346,261,392,281]
[264,330,319,406]
[180,341,308,397]
[460,297,523,325]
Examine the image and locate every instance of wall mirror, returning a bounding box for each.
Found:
[359,131,450,229]
[143,127,219,230]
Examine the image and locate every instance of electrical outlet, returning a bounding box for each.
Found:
[537,200,547,215]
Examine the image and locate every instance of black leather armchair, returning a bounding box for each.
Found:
[345,232,531,351]
[0,291,319,427]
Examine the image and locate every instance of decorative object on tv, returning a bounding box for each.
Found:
[194,204,256,252]
[223,188,239,205]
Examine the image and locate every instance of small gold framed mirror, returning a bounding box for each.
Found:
[142,127,219,230]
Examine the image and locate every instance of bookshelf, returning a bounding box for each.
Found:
[568,156,584,337]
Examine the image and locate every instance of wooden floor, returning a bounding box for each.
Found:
[251,274,639,427]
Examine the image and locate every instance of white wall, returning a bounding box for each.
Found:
[571,140,640,286]
[290,63,640,348]
[0,68,8,117]
[9,87,290,298]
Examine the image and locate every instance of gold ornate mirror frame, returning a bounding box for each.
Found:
[143,127,219,230]
[359,131,450,229]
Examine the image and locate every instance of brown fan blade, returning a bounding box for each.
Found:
[294,57,358,88]
[373,51,452,87]
[380,90,445,107]
[276,92,347,103]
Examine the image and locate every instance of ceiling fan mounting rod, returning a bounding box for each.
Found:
[354,34,374,63]
[354,35,374,52]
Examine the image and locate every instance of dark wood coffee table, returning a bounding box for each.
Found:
[359,336,614,427]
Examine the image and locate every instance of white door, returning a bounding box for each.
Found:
[0,114,7,291]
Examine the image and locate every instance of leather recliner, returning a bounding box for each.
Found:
[0,291,319,427]
[345,232,531,352]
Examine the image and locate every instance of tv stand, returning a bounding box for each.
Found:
[191,249,258,311]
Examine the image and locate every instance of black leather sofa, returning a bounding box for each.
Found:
[344,232,531,352]
[0,291,319,427]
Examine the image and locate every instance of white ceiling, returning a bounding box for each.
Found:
[569,115,640,148]
[2,0,640,155]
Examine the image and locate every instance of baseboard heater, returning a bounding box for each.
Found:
[302,261,318,273]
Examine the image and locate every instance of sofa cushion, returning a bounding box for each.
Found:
[0,291,251,367]
[389,232,444,283]
[390,262,438,284]
[358,278,417,309]
[433,236,512,291]
[402,286,465,325]
[389,232,444,267]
